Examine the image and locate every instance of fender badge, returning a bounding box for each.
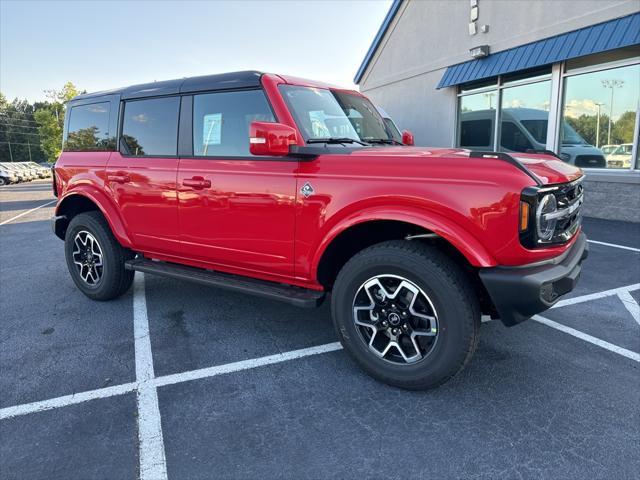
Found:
[300,182,315,198]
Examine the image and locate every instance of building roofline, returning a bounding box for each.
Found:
[353,0,404,85]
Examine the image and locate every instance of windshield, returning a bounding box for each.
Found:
[561,121,588,145]
[279,85,391,143]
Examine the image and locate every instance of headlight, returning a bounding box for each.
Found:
[536,194,557,241]
[559,152,571,162]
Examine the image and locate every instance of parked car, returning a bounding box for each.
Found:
[0,164,18,185]
[1,163,25,182]
[601,144,618,157]
[460,108,606,168]
[606,143,634,169]
[12,163,37,181]
[25,161,51,178]
[52,71,587,390]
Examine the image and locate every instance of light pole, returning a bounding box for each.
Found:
[601,79,624,145]
[594,102,604,148]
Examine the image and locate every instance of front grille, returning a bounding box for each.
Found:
[574,155,605,168]
[549,178,583,243]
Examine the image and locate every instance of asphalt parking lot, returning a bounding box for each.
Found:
[0,180,638,480]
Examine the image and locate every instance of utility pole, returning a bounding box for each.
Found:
[27,139,32,161]
[601,79,624,145]
[594,102,604,148]
[8,140,13,162]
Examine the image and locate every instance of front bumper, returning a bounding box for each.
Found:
[479,232,588,326]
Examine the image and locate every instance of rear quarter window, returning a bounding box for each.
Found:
[65,102,114,151]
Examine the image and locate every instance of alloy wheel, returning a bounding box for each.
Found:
[72,230,104,285]
[352,274,439,364]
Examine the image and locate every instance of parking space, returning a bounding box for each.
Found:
[1,181,638,479]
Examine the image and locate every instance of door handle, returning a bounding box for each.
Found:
[183,176,211,189]
[107,173,130,184]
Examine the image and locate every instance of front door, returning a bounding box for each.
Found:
[107,96,181,255]
[177,89,297,280]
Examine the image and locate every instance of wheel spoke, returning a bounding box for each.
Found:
[352,274,439,366]
[72,231,103,286]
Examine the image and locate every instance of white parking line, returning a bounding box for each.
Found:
[0,382,136,420]
[617,290,640,326]
[0,199,56,226]
[133,273,168,480]
[155,342,343,388]
[552,283,640,309]
[533,315,640,362]
[0,283,637,424]
[587,239,640,253]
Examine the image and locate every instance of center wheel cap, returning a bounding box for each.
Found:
[388,312,401,326]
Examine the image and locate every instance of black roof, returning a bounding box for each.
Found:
[71,70,264,102]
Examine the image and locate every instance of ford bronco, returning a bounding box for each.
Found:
[52,71,587,389]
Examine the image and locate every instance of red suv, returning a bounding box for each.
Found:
[52,71,587,389]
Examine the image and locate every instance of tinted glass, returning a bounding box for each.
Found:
[65,102,113,151]
[193,90,275,156]
[499,79,551,152]
[560,63,639,169]
[458,90,496,150]
[500,122,533,152]
[122,97,179,156]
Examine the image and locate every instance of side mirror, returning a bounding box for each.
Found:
[249,122,298,156]
[401,130,415,146]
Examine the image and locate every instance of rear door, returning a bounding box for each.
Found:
[177,89,297,279]
[106,96,180,255]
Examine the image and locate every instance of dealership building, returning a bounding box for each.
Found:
[356,0,639,222]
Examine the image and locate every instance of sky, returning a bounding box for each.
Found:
[0,0,392,103]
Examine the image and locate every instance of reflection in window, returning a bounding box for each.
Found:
[122,97,179,156]
[499,80,551,153]
[65,102,113,151]
[458,90,496,150]
[193,90,274,157]
[561,63,639,169]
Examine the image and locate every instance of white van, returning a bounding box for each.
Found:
[459,108,606,168]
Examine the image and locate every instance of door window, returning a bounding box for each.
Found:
[193,90,275,157]
[65,102,113,151]
[121,97,180,156]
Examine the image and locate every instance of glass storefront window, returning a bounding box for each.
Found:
[458,90,497,151]
[560,63,639,169]
[499,80,552,153]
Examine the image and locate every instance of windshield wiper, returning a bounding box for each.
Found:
[307,137,370,146]
[365,138,403,145]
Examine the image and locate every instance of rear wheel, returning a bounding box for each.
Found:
[0,177,6,186]
[331,240,480,390]
[64,211,134,300]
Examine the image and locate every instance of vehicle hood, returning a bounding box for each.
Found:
[347,146,583,185]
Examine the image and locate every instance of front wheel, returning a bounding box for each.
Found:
[331,241,480,390]
[64,211,134,301]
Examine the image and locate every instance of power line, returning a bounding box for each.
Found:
[0,112,39,120]
[0,130,41,137]
[0,122,40,129]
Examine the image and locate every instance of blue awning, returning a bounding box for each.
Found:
[438,12,640,89]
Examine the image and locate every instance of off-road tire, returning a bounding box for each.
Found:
[64,211,134,300]
[331,240,480,390]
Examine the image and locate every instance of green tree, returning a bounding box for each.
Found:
[33,81,82,162]
[612,110,637,144]
[0,93,47,162]
[34,107,63,162]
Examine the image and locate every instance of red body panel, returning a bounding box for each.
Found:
[177,158,297,279]
[55,73,583,292]
[105,153,180,255]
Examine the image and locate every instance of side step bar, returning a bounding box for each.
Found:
[125,258,325,308]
